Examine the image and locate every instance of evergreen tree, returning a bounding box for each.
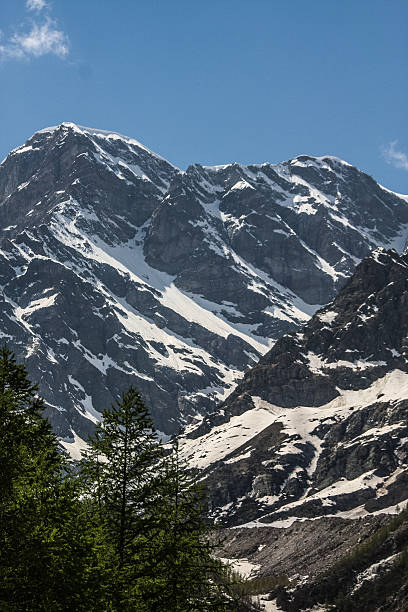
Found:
[80,386,166,609]
[0,349,249,610]
[0,346,59,505]
[81,387,245,611]
[147,439,241,611]
[0,346,100,611]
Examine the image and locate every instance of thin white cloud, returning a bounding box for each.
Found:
[382,141,408,172]
[26,0,48,12]
[11,18,68,58]
[0,2,69,61]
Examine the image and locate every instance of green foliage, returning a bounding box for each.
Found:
[334,545,408,612]
[80,387,245,610]
[0,346,101,610]
[0,346,60,502]
[329,505,408,580]
[141,440,243,610]
[80,388,164,570]
[0,350,251,611]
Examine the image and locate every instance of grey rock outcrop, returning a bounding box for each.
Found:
[1,123,408,446]
[181,249,408,527]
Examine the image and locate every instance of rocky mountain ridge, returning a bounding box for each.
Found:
[182,249,408,527]
[178,248,408,609]
[1,122,408,448]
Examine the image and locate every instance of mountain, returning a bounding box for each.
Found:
[1,122,408,450]
[274,505,408,611]
[182,248,408,524]
[180,248,408,607]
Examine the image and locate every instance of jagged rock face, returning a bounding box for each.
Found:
[145,158,408,308]
[181,250,408,527]
[1,122,408,447]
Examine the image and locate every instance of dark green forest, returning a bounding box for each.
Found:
[0,347,254,611]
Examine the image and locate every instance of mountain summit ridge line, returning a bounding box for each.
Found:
[0,122,408,451]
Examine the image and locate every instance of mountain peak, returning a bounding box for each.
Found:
[31,122,172,164]
[2,122,408,455]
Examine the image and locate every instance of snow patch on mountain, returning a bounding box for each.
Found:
[181,406,278,469]
[1,121,408,443]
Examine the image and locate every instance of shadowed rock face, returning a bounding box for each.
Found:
[1,122,408,445]
[181,250,408,527]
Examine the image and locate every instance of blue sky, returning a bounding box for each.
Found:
[1,0,407,192]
